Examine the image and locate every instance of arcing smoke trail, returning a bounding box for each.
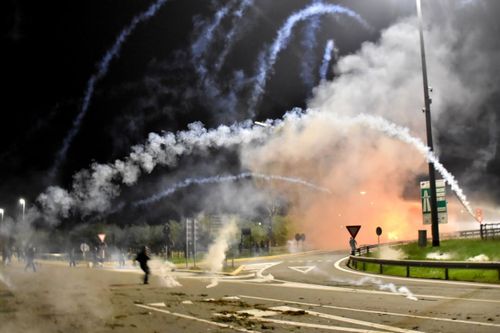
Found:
[38,108,474,224]
[283,109,475,218]
[300,4,322,89]
[50,0,168,178]
[38,121,272,219]
[248,3,368,114]
[191,2,231,79]
[133,172,331,207]
[319,39,335,81]
[191,2,243,116]
[214,0,254,72]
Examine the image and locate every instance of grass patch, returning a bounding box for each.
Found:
[395,238,500,261]
[354,238,500,284]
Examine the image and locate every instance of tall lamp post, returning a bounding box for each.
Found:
[416,0,440,246]
[19,198,26,222]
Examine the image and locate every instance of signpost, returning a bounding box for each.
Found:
[420,180,447,225]
[80,242,89,261]
[185,219,198,267]
[346,225,361,239]
[376,227,382,247]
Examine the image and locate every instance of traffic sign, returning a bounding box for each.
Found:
[420,179,447,225]
[376,227,382,236]
[80,243,89,253]
[346,225,361,239]
[97,233,106,243]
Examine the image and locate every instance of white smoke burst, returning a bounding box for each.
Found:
[205,218,238,288]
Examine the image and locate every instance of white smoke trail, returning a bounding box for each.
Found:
[50,0,168,177]
[214,0,254,72]
[248,2,368,114]
[319,39,335,81]
[133,172,331,207]
[205,218,239,288]
[263,108,475,218]
[149,258,182,288]
[38,121,271,218]
[0,272,15,290]
[300,1,322,89]
[38,107,474,223]
[346,276,418,301]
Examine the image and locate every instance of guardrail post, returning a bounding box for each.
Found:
[445,268,449,280]
[406,266,410,277]
[379,264,383,274]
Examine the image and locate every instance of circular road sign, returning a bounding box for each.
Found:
[376,227,382,236]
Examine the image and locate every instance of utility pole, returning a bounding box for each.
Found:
[416,0,439,246]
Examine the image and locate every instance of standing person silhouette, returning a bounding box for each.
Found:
[135,246,151,284]
[24,244,36,272]
[349,237,357,256]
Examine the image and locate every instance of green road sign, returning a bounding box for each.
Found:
[420,179,447,225]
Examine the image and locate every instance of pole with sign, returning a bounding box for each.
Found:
[420,180,447,225]
[376,227,382,248]
[346,225,361,255]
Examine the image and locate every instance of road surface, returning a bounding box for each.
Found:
[1,251,499,332]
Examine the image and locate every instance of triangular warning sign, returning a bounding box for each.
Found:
[289,266,316,274]
[346,225,361,239]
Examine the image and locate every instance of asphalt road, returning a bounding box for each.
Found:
[133,251,500,332]
[1,251,499,332]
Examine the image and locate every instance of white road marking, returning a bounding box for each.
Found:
[253,317,390,333]
[135,304,261,333]
[268,306,420,333]
[239,295,500,329]
[334,256,500,289]
[236,309,278,317]
[289,265,316,274]
[147,302,166,307]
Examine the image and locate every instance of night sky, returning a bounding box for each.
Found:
[1,0,499,225]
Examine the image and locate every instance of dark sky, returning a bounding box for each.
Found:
[1,0,499,222]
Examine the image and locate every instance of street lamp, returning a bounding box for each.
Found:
[0,208,4,222]
[19,198,25,221]
[416,0,440,246]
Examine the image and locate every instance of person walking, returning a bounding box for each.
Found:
[24,244,36,272]
[349,237,357,256]
[135,246,151,284]
[69,247,77,267]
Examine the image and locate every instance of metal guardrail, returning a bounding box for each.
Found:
[348,255,500,280]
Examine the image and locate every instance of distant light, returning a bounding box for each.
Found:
[0,208,4,215]
[360,191,367,195]
[19,198,25,206]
